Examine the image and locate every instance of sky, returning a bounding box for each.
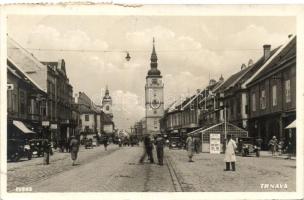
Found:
[7,15,296,130]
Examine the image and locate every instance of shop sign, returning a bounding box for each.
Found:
[210,133,221,154]
[50,124,58,129]
[42,121,50,126]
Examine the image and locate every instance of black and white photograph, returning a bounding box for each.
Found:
[0,4,303,200]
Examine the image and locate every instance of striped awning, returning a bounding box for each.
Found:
[13,120,35,134]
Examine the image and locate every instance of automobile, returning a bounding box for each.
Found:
[130,136,139,146]
[169,137,183,149]
[29,139,47,157]
[85,138,93,149]
[237,137,261,157]
[7,139,32,162]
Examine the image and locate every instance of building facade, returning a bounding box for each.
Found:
[246,35,296,150]
[145,39,164,135]
[7,59,47,139]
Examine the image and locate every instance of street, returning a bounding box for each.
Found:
[7,145,296,192]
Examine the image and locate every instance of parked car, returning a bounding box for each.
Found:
[237,137,260,157]
[169,137,183,149]
[85,138,93,149]
[29,139,47,157]
[7,139,32,162]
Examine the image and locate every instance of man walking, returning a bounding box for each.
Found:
[69,136,79,166]
[186,133,194,162]
[224,134,237,171]
[155,133,164,165]
[139,134,154,164]
[268,136,278,156]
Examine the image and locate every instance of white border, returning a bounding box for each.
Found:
[0,4,303,200]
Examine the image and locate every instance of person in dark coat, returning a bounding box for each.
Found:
[104,136,109,151]
[69,136,79,166]
[155,133,164,165]
[43,140,51,165]
[139,135,154,164]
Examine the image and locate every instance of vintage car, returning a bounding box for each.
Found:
[29,139,48,157]
[237,137,261,157]
[169,137,183,149]
[84,138,93,149]
[7,139,32,162]
[130,135,139,146]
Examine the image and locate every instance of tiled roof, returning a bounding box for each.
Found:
[249,37,296,84]
[7,36,47,92]
[216,45,281,92]
[216,68,250,92]
[243,35,295,88]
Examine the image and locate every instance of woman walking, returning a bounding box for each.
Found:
[186,133,194,162]
[69,136,79,166]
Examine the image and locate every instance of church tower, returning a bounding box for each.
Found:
[145,38,164,135]
[102,85,113,119]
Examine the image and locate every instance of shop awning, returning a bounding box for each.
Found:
[13,120,35,134]
[285,120,296,129]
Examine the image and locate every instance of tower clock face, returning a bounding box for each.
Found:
[150,98,161,109]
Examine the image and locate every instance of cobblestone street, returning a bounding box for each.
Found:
[7,145,296,192]
[166,149,296,192]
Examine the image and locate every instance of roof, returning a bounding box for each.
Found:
[216,44,281,93]
[216,67,252,93]
[249,36,296,85]
[7,58,46,94]
[7,36,48,92]
[243,35,296,88]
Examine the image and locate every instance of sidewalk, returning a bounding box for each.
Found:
[259,151,296,160]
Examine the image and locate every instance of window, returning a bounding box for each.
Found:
[19,91,25,114]
[252,93,256,111]
[272,85,277,106]
[285,80,291,103]
[260,90,266,109]
[106,105,110,111]
[152,78,158,85]
[85,114,89,121]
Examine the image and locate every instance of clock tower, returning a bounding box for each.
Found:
[145,38,164,135]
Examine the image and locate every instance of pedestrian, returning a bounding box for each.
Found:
[285,140,293,160]
[104,136,109,151]
[224,134,237,171]
[146,135,154,163]
[69,136,79,166]
[43,140,51,165]
[194,137,200,153]
[268,136,278,156]
[139,135,148,164]
[155,133,164,166]
[186,133,194,162]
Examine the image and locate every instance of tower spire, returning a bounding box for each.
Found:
[150,37,158,64]
[105,85,109,95]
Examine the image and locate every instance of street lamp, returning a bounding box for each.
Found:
[125,51,131,61]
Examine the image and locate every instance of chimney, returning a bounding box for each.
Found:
[288,34,293,38]
[263,44,271,61]
[196,89,201,94]
[241,63,246,70]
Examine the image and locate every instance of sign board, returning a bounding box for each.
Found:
[42,121,50,126]
[103,124,113,134]
[50,124,58,129]
[210,133,221,154]
[7,84,14,90]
